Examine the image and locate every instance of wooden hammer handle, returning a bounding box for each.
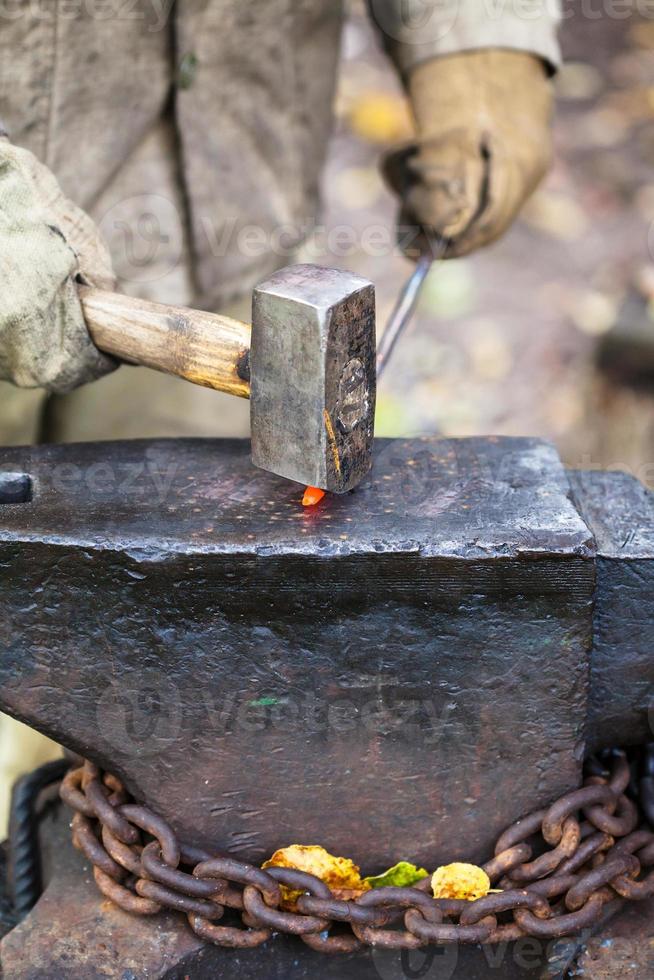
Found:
[79,286,252,399]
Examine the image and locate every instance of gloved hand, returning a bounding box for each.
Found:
[0,137,117,393]
[388,50,554,259]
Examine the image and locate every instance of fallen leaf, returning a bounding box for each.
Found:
[431,863,493,902]
[365,861,429,889]
[348,91,413,145]
[263,845,370,907]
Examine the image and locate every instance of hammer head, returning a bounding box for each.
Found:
[250,264,376,493]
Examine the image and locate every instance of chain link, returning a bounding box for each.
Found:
[59,749,654,952]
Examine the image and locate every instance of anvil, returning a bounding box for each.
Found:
[0,435,652,978]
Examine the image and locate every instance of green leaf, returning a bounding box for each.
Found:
[364,861,429,889]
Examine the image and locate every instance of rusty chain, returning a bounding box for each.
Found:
[59,748,654,953]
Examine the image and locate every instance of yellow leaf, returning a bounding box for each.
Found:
[431,863,492,902]
[348,92,413,145]
[263,845,370,908]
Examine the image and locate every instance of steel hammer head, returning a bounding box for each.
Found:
[250,264,376,493]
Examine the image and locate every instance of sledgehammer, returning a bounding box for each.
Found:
[79,264,376,493]
[80,259,431,493]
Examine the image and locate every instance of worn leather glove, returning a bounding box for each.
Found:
[0,137,117,393]
[389,49,554,259]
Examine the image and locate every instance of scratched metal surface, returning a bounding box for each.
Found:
[0,436,594,868]
[0,436,594,558]
[570,470,654,749]
[575,897,654,979]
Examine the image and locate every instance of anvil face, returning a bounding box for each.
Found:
[250,264,376,492]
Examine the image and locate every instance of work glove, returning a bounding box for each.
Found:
[0,136,117,393]
[388,49,554,259]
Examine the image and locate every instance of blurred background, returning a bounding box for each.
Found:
[327,0,654,486]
